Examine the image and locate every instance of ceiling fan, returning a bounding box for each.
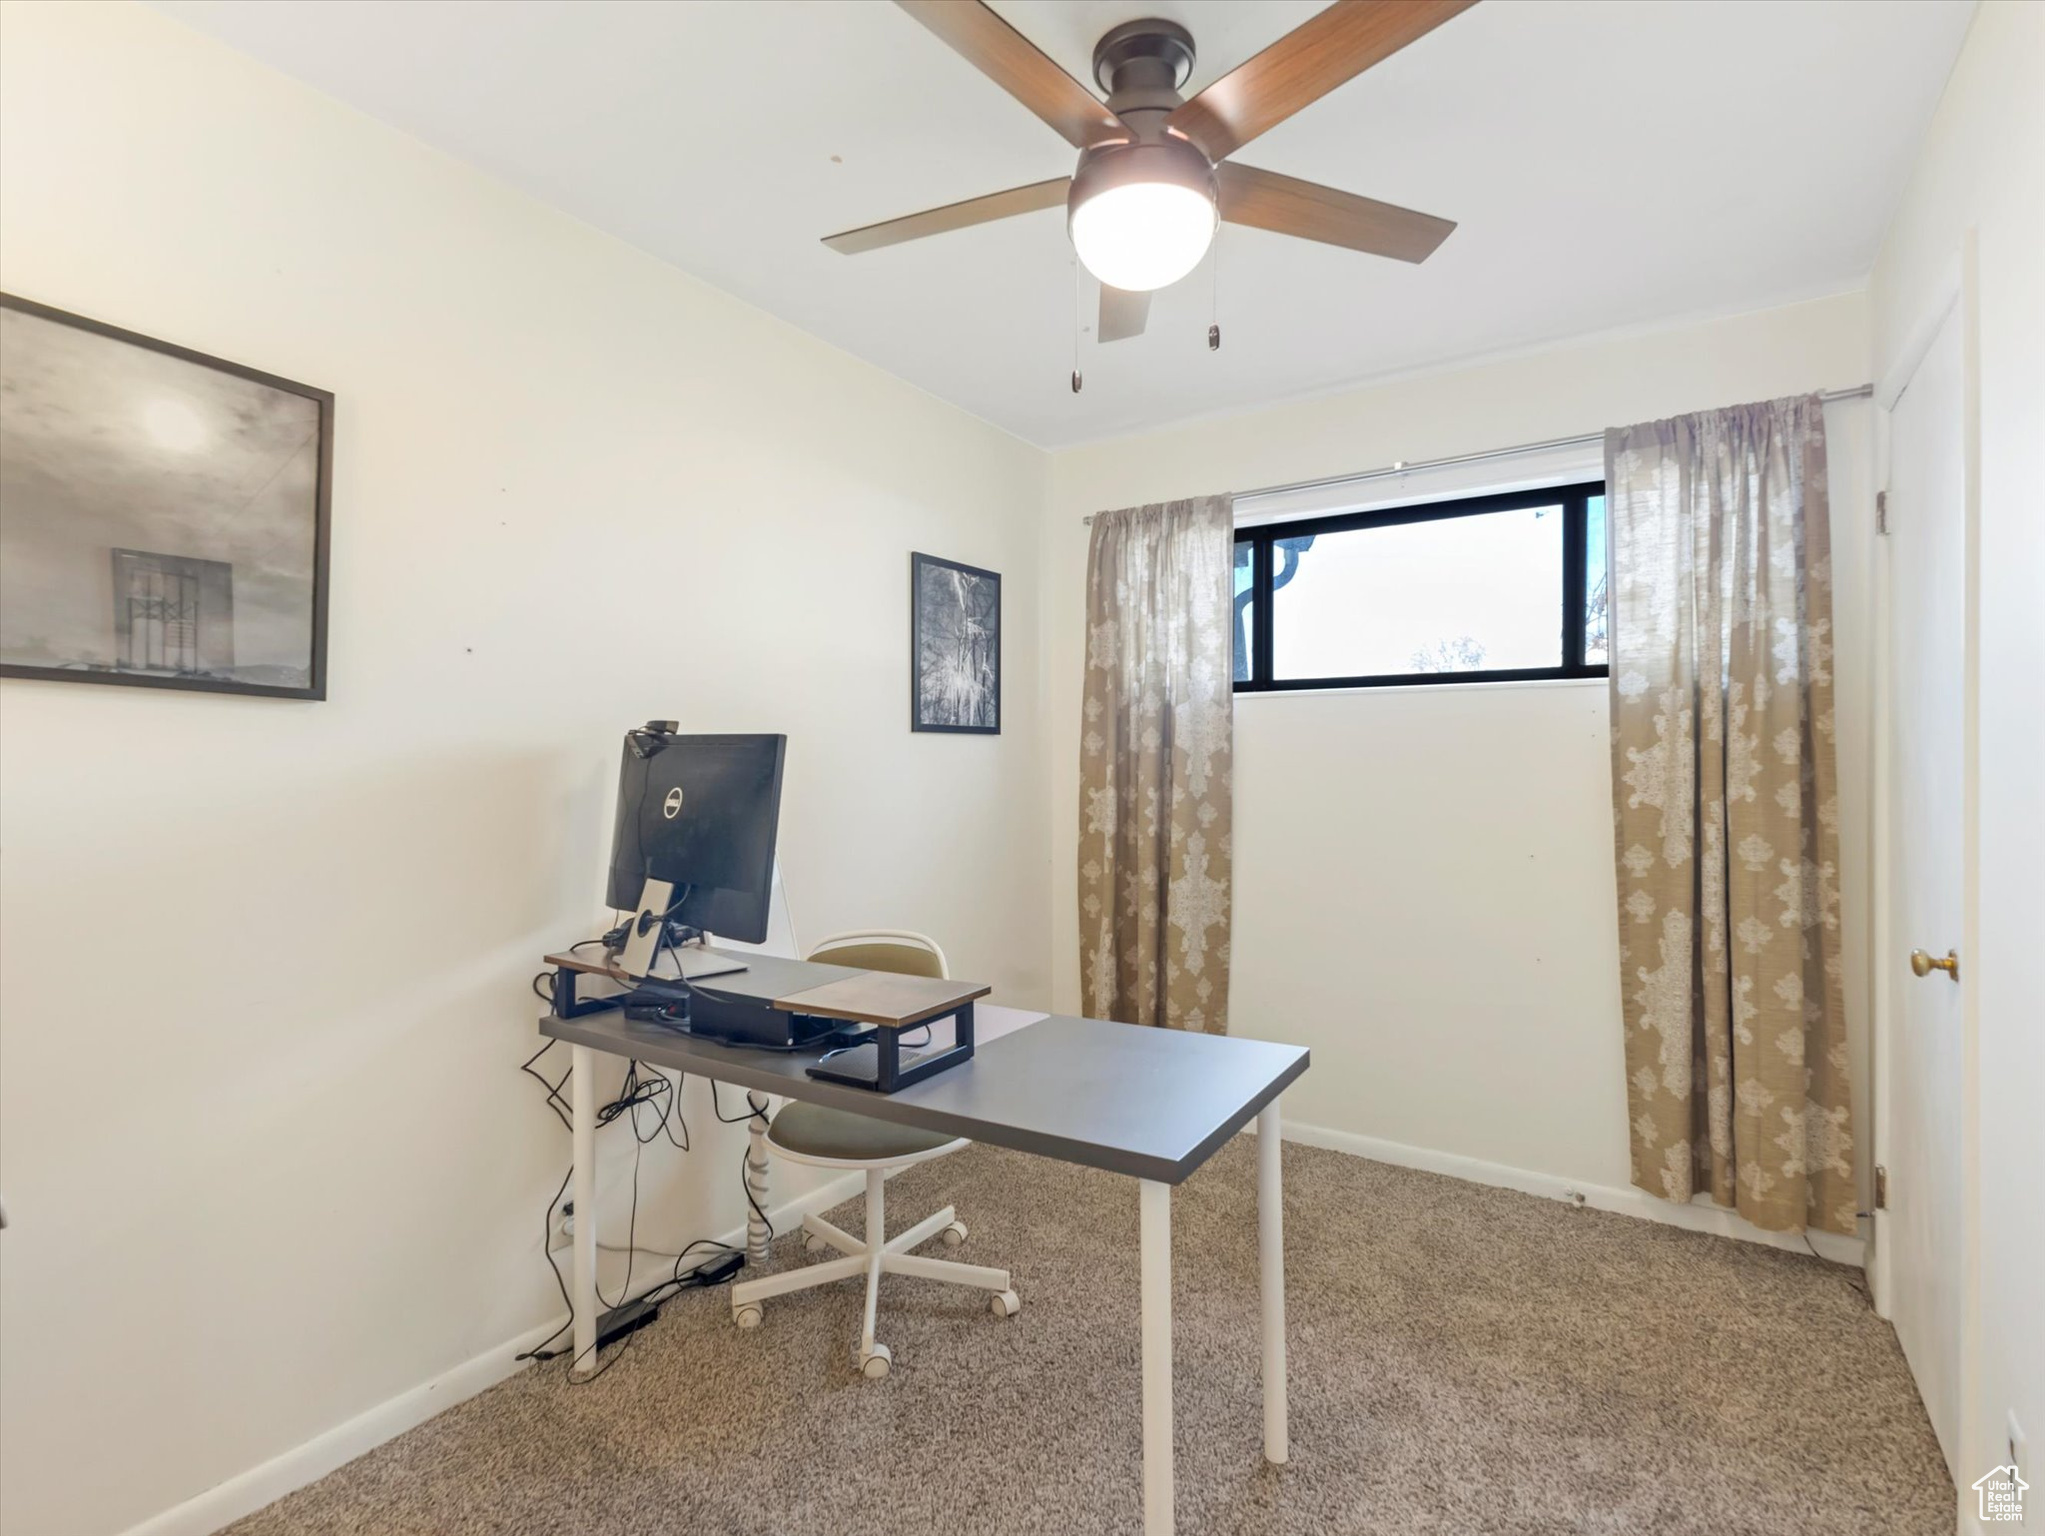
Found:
[824,0,1477,347]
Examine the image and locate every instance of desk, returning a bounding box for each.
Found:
[539,964,1308,1536]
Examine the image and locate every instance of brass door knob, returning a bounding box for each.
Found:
[1910,948,1960,981]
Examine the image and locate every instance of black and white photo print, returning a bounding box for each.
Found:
[911,552,1000,734]
[0,295,333,699]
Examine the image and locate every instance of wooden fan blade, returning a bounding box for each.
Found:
[1167,0,1477,162]
[1098,284,1151,343]
[895,0,1127,150]
[824,177,1070,255]
[1218,162,1454,263]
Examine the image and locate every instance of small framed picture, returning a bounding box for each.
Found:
[910,551,1000,734]
[0,293,333,700]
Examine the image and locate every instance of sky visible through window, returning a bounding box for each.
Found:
[1274,504,1561,677]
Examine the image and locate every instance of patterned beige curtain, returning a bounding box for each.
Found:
[1606,395,1853,1236]
[1079,497,1234,1033]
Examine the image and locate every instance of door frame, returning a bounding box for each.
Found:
[1868,235,1982,1490]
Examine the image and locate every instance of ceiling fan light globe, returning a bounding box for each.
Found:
[1067,138,1218,294]
[1070,181,1215,292]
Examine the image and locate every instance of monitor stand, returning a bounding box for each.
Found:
[619,878,747,982]
[669,944,747,982]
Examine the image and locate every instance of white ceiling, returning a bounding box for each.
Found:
[151,0,1972,448]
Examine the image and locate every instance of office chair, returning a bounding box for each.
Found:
[806,928,950,979]
[728,930,1020,1379]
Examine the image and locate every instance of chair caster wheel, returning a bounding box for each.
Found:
[941,1220,968,1248]
[859,1344,892,1380]
[990,1289,1020,1318]
[802,1231,829,1256]
[733,1303,763,1330]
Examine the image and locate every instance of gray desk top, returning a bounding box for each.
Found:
[540,993,1309,1186]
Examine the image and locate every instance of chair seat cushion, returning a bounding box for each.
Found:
[768,1101,959,1163]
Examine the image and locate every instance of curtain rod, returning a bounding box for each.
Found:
[1080,383,1875,523]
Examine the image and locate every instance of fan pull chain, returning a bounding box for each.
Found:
[1208,231,1222,352]
[1071,260,1084,393]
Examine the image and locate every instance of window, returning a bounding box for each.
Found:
[1233,483,1607,690]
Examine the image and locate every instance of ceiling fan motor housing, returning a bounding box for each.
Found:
[1092,18,1195,107]
[1070,18,1216,250]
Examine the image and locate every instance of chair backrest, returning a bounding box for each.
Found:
[806,929,950,980]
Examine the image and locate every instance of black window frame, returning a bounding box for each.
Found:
[1234,480,1609,692]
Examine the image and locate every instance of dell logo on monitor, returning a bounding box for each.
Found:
[662,787,684,819]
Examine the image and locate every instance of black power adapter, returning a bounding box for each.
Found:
[593,1297,662,1350]
[694,1250,746,1285]
[589,1249,747,1351]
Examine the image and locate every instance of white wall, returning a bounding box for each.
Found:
[0,5,1049,1534]
[3,3,2011,1531]
[1045,294,1877,1224]
[1868,0,2045,1518]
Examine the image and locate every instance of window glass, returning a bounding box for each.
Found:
[1585,494,1608,665]
[1232,539,1255,682]
[1270,504,1565,680]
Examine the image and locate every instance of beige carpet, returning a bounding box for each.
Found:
[225,1139,1951,1535]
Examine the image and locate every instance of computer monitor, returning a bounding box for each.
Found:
[605,725,786,971]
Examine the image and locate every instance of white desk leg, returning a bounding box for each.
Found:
[1140,1177,1175,1536]
[745,1091,772,1265]
[1258,1097,1289,1464]
[570,1044,597,1377]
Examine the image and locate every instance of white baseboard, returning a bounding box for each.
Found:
[119,1170,867,1536]
[1259,1117,1867,1267]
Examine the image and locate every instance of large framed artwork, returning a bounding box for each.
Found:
[910,551,1000,734]
[0,294,333,700]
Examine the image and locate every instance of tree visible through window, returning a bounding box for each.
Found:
[1410,636,1488,672]
[1233,484,1607,690]
[1232,535,1315,682]
[1585,493,1608,665]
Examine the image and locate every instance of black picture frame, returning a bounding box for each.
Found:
[910,551,1001,735]
[0,293,334,701]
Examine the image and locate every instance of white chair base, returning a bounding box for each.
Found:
[730,1167,1019,1378]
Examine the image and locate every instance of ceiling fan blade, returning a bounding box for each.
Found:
[895,0,1128,150]
[1167,0,1477,162]
[823,177,1071,255]
[1218,162,1455,263]
[1098,284,1151,343]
